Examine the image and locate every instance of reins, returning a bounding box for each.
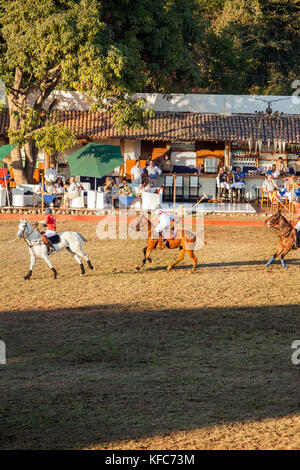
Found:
[20,222,43,249]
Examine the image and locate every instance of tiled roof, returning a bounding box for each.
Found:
[1,108,300,143]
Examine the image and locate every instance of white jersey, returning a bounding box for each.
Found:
[295,220,300,231]
[154,209,174,234]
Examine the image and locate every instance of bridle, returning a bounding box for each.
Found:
[19,222,42,248]
[135,216,151,232]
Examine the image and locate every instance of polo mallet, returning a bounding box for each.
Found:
[8,237,19,244]
[185,193,208,215]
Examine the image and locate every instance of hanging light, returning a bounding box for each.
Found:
[274,139,278,153]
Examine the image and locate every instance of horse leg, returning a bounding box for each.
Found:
[266,246,283,267]
[143,246,152,263]
[167,248,185,271]
[186,250,198,273]
[24,250,36,280]
[41,252,57,279]
[136,244,154,270]
[66,247,86,275]
[280,247,292,270]
[68,241,94,270]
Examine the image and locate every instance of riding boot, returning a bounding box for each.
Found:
[42,234,55,254]
[297,231,300,248]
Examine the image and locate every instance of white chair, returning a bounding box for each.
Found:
[164,175,174,201]
[175,175,184,202]
[80,182,91,191]
[70,190,85,208]
[142,191,162,210]
[0,188,6,206]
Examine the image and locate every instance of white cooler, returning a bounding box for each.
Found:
[87,191,105,209]
[0,188,6,206]
[142,191,162,210]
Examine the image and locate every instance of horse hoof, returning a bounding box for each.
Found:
[136,266,141,271]
[148,258,152,263]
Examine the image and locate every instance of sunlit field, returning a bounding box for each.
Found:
[0,218,299,450]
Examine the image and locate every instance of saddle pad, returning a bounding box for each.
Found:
[163,229,177,240]
[48,234,61,244]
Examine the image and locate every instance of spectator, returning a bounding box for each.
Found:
[62,177,79,208]
[130,159,143,186]
[262,174,279,192]
[137,176,152,196]
[118,179,132,196]
[271,164,280,179]
[159,154,173,173]
[53,177,64,195]
[103,176,114,207]
[45,162,58,184]
[145,159,162,179]
[294,156,300,176]
[232,166,246,201]
[277,157,287,175]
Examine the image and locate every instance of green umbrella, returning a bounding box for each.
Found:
[0,144,17,161]
[67,143,124,179]
[0,144,17,207]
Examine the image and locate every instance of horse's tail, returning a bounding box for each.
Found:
[77,233,87,243]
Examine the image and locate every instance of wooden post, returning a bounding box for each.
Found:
[173,174,176,213]
[41,173,44,214]
[44,152,50,173]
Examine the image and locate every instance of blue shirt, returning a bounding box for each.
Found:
[234,171,245,182]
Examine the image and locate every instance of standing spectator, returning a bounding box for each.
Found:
[130,159,143,186]
[271,164,280,180]
[45,162,58,184]
[159,154,173,173]
[294,156,300,176]
[277,157,287,175]
[145,159,162,179]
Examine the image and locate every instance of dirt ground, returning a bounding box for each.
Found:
[0,217,299,450]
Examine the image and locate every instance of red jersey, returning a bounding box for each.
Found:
[45,214,56,231]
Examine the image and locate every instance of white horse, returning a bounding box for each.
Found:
[17,219,94,280]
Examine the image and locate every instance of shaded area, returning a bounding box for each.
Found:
[0,304,299,449]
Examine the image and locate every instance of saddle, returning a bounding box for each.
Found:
[48,234,61,244]
[162,228,177,240]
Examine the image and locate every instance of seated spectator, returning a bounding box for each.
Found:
[45,162,58,184]
[62,177,80,208]
[118,179,132,196]
[145,159,162,179]
[130,159,143,186]
[53,177,64,195]
[159,154,173,173]
[137,176,152,196]
[232,166,245,201]
[103,176,114,207]
[262,174,279,193]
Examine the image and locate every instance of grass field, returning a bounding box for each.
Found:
[0,217,299,450]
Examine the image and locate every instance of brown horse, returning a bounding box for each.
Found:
[265,210,297,269]
[133,215,198,272]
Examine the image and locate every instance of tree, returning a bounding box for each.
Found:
[0,0,204,184]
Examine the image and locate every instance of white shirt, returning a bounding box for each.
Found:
[67,182,79,194]
[146,165,162,178]
[130,165,143,184]
[263,179,277,191]
[295,220,300,231]
[45,168,58,183]
[272,170,280,179]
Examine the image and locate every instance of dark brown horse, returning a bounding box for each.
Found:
[133,215,198,272]
[265,210,297,269]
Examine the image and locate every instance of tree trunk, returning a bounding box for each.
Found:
[7,92,27,185]
[24,140,39,183]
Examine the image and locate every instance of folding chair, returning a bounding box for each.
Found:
[189,176,200,202]
[163,175,173,202]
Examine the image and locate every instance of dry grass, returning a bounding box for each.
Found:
[0,218,299,450]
